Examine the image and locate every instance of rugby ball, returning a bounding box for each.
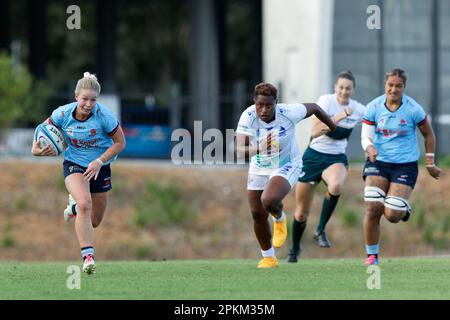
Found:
[34,124,67,156]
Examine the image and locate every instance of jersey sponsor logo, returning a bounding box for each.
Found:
[376,128,409,137]
[377,128,394,137]
[66,127,75,137]
[67,137,100,149]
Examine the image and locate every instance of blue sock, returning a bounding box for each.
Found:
[365,244,379,258]
[81,246,94,260]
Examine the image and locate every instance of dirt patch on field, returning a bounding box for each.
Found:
[0,159,449,261]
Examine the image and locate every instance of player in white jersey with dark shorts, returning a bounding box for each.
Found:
[31,72,126,274]
[236,83,336,268]
[361,69,441,265]
[287,71,365,262]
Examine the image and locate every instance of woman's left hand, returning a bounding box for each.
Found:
[83,159,103,181]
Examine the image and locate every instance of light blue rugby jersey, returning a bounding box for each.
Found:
[362,94,427,163]
[50,102,120,167]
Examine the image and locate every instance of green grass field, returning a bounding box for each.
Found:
[0,257,449,300]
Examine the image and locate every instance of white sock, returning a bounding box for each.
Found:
[272,211,285,223]
[261,247,275,257]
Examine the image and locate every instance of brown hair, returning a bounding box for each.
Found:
[385,68,407,86]
[254,83,278,99]
[335,70,356,87]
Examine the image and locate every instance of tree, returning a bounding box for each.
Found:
[0,51,48,129]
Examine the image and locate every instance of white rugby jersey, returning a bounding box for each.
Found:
[309,94,365,155]
[236,103,307,175]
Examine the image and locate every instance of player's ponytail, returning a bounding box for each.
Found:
[75,72,101,96]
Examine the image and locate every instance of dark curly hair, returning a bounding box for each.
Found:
[254,83,278,99]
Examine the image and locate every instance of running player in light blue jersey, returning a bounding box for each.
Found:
[31,72,126,274]
[361,69,441,266]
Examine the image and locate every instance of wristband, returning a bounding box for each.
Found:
[95,158,104,166]
[425,153,435,167]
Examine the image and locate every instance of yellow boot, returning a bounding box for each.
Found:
[257,256,279,268]
[272,214,287,248]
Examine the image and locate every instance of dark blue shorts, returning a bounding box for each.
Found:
[362,160,418,188]
[63,160,112,193]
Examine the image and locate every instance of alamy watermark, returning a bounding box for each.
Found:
[66,265,81,290]
[367,5,381,30]
[366,265,381,290]
[66,5,81,30]
[171,121,280,166]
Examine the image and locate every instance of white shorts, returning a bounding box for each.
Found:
[247,163,304,191]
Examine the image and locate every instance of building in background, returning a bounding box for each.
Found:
[0,0,448,158]
[264,0,449,158]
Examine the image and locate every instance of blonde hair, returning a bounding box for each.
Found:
[75,72,101,96]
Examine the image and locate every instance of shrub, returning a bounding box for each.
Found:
[0,51,48,129]
[132,179,192,227]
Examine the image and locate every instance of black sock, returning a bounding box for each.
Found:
[291,219,307,255]
[316,192,340,233]
[71,204,77,216]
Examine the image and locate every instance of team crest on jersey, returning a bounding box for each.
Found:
[66,127,75,137]
[90,129,97,136]
[399,119,407,126]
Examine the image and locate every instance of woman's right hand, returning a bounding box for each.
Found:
[31,140,55,156]
[339,107,352,119]
[332,107,352,125]
[365,145,378,163]
[258,132,280,155]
